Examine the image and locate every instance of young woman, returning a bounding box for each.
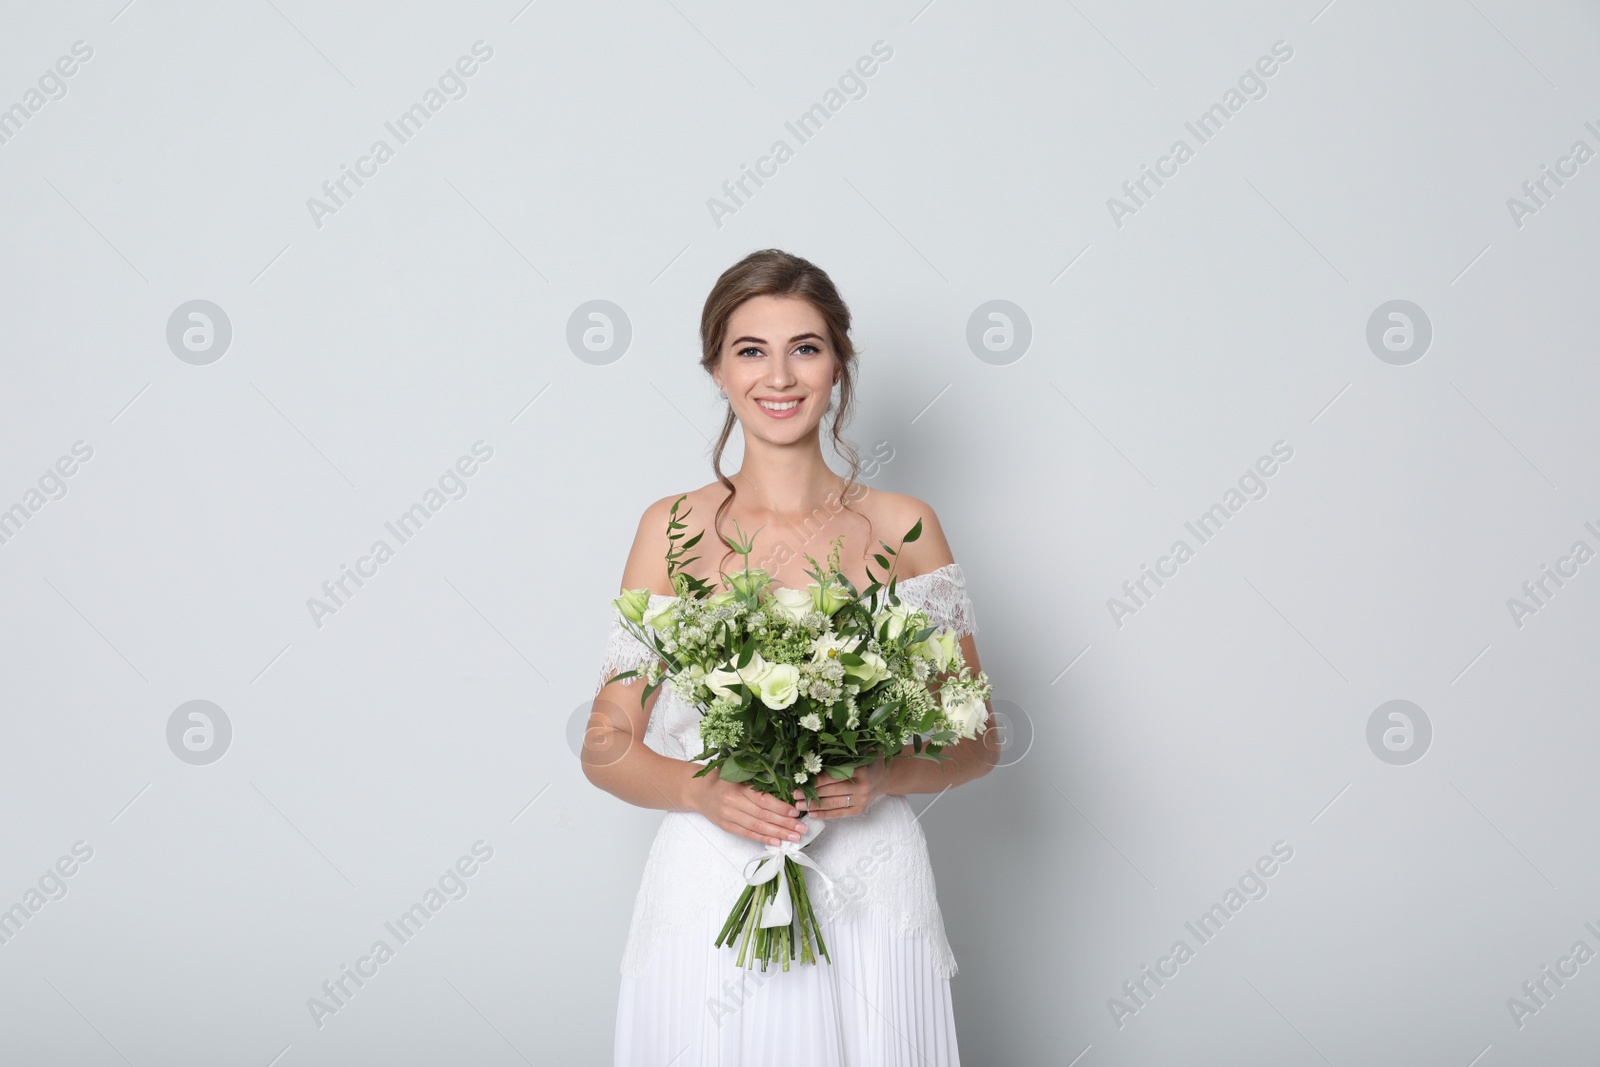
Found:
[584,248,1000,1065]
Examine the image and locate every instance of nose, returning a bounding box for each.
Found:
[767,351,797,387]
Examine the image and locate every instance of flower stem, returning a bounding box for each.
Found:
[735,884,759,967]
[716,884,755,948]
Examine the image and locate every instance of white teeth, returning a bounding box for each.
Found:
[759,399,799,411]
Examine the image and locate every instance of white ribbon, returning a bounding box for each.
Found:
[740,815,837,929]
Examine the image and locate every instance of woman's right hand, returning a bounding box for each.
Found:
[687,770,808,847]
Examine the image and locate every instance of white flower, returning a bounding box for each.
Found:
[705,654,800,710]
[941,689,989,740]
[795,771,809,784]
[799,712,823,731]
[810,580,849,616]
[768,586,815,623]
[802,752,822,774]
[668,662,708,701]
[842,648,891,689]
[806,679,837,702]
[755,663,801,710]
[641,599,680,632]
[809,632,858,664]
[705,653,768,700]
[873,602,917,641]
[913,629,960,672]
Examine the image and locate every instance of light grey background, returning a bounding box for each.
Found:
[1,0,1597,1063]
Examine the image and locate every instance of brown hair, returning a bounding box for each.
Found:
[699,249,866,574]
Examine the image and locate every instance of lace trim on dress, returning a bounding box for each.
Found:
[593,594,674,697]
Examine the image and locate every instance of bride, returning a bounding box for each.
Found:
[584,248,1000,1065]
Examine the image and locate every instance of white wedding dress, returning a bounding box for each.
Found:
[594,563,981,1067]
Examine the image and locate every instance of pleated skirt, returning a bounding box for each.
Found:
[613,900,961,1066]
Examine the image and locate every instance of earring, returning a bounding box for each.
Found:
[719,388,728,399]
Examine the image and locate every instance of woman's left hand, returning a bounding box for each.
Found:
[795,760,891,819]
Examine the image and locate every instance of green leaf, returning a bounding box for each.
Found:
[868,699,899,728]
[903,518,923,543]
[825,765,855,780]
[718,762,756,783]
[873,553,890,569]
[718,757,757,783]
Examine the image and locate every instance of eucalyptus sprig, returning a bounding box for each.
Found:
[664,495,716,602]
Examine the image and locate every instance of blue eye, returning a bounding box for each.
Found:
[737,346,763,358]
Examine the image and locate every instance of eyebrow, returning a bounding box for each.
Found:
[729,332,825,347]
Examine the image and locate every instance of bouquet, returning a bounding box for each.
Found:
[609,495,992,971]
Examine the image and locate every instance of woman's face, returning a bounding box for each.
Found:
[714,294,838,441]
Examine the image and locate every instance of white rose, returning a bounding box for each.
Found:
[913,629,960,673]
[755,662,801,710]
[642,599,681,632]
[810,580,849,616]
[768,586,815,623]
[941,690,989,741]
[705,653,768,700]
[842,649,891,689]
[874,602,917,641]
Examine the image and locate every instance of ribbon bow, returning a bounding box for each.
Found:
[739,815,837,928]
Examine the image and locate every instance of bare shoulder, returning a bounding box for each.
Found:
[618,492,703,596]
[861,489,955,578]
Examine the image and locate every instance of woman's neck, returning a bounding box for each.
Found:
[726,436,847,520]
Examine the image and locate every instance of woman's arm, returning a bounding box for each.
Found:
[585,664,812,848]
[582,497,810,848]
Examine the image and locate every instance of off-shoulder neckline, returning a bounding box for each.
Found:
[643,561,962,602]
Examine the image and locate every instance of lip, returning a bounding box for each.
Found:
[754,396,805,419]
